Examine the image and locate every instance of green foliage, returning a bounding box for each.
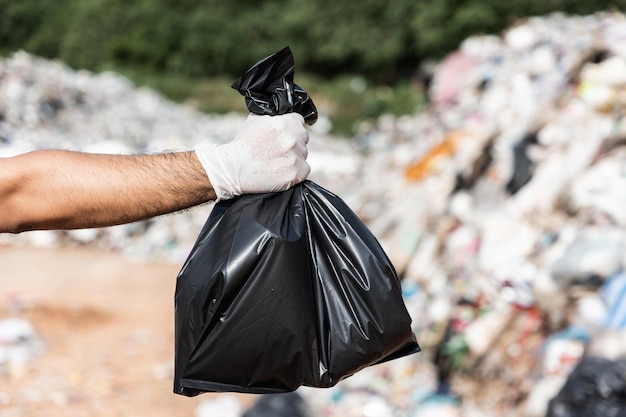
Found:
[2,0,625,79]
[118,68,425,136]
[0,0,57,55]
[117,66,247,114]
[1,0,625,134]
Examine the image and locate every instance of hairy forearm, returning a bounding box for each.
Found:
[0,150,216,233]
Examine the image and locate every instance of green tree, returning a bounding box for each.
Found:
[3,0,626,81]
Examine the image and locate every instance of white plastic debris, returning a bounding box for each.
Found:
[194,395,243,417]
[3,11,626,417]
[0,318,41,377]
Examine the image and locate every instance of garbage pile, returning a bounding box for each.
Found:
[0,52,221,257]
[299,10,626,417]
[0,50,352,260]
[2,11,626,417]
[329,10,626,417]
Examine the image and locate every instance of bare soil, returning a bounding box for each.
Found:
[0,245,250,417]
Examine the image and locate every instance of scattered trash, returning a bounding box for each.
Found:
[546,356,626,417]
[2,10,626,417]
[0,318,41,378]
[194,395,243,417]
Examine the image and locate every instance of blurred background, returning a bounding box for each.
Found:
[2,1,626,416]
[4,0,626,136]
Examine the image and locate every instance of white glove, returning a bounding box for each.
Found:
[195,113,310,201]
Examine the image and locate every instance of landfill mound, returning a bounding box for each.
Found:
[2,11,626,417]
[0,50,355,260]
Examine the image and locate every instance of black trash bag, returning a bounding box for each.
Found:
[547,356,626,417]
[173,47,420,396]
[231,46,318,125]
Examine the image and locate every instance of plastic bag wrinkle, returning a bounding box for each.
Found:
[231,47,318,125]
[174,182,419,395]
[173,47,419,396]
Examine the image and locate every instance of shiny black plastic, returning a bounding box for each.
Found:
[173,48,419,396]
[230,46,318,125]
[174,182,420,395]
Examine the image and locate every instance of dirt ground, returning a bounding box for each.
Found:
[0,245,255,417]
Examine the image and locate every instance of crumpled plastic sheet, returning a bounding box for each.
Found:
[231,46,318,125]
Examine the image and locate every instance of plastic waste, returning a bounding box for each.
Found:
[547,356,626,417]
[173,47,420,396]
[551,227,625,288]
[0,318,40,377]
[194,395,243,417]
[173,179,420,395]
[231,46,318,125]
[601,272,626,329]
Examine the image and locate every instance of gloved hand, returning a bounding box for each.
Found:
[195,113,310,201]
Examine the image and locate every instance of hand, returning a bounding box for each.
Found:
[195,113,310,201]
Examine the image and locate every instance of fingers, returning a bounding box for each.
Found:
[197,113,312,200]
[294,139,308,160]
[280,114,309,160]
[295,159,311,184]
[247,113,308,143]
[281,115,310,183]
[243,112,309,162]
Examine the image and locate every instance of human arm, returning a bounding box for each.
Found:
[0,150,213,233]
[0,113,310,233]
